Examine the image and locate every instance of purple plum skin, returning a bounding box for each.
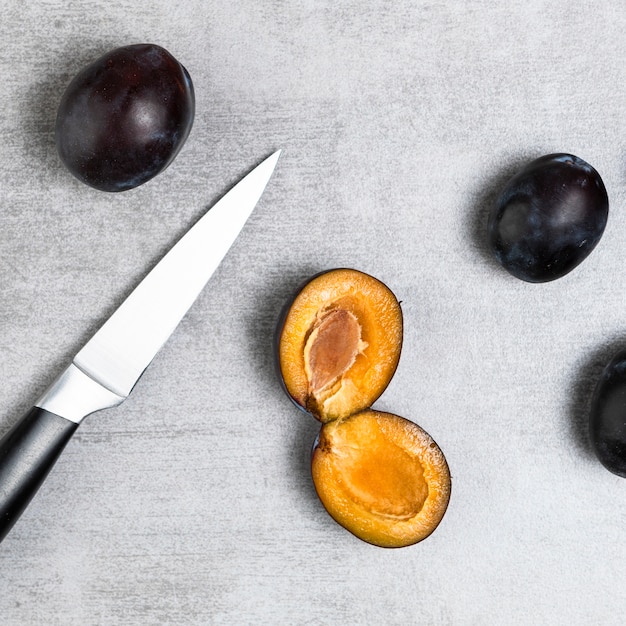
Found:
[590,350,626,478]
[55,44,195,192]
[487,154,609,283]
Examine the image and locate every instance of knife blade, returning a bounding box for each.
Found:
[0,150,281,543]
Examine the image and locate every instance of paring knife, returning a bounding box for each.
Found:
[0,150,281,543]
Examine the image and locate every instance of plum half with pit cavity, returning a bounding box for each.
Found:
[312,410,451,548]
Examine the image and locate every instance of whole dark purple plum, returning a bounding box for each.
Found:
[589,350,626,478]
[55,44,194,192]
[487,154,608,282]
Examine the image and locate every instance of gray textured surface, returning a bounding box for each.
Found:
[1,1,626,624]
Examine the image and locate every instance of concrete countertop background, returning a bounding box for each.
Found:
[1,1,625,624]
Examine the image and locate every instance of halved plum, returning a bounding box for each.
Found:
[276,269,403,422]
[276,269,451,548]
[312,410,451,548]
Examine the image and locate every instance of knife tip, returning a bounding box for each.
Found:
[262,149,282,174]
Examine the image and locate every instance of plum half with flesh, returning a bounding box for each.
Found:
[277,269,403,422]
[487,153,608,282]
[312,410,450,548]
[55,44,195,192]
[276,269,451,547]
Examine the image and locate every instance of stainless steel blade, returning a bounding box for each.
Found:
[72,150,280,398]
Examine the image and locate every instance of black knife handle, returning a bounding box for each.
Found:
[0,407,78,543]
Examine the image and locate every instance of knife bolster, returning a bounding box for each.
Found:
[35,363,126,424]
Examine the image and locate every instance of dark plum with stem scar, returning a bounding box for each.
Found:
[487,154,608,283]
